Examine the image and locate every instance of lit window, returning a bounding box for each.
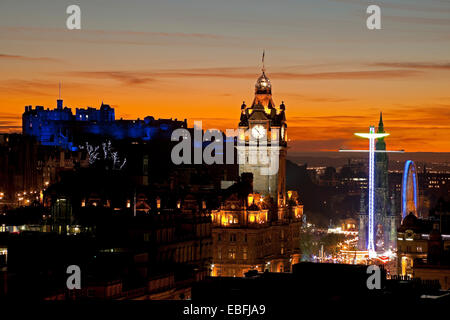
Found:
[156,197,161,209]
[248,194,254,206]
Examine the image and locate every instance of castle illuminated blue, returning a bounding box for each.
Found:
[23,98,187,151]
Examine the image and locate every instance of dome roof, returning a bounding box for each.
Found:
[402,212,418,228]
[255,71,272,94]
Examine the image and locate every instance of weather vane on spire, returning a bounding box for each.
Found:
[262,50,265,73]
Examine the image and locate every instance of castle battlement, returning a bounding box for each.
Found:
[22,99,187,151]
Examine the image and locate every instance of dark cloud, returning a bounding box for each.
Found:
[63,67,421,85]
[0,118,21,133]
[67,71,155,85]
[1,26,228,40]
[384,15,450,26]
[155,69,420,80]
[0,120,19,125]
[270,70,421,79]
[0,53,60,62]
[0,112,21,120]
[288,138,348,152]
[370,62,450,70]
[329,0,450,14]
[0,27,233,48]
[281,94,354,103]
[0,80,84,97]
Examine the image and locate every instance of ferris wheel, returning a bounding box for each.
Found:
[402,160,419,219]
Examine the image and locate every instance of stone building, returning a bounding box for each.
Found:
[211,66,303,277]
[397,212,450,288]
[397,213,433,277]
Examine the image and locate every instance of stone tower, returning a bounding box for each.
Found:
[237,68,288,210]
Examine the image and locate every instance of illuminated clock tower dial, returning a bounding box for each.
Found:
[251,125,266,139]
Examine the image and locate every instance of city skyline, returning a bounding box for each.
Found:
[1,0,450,307]
[1,0,450,153]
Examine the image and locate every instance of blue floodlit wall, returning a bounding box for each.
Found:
[22,100,185,150]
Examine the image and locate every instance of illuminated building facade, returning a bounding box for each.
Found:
[397,195,450,283]
[211,68,303,277]
[397,213,432,277]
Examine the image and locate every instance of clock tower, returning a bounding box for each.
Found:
[237,67,288,208]
[210,62,303,277]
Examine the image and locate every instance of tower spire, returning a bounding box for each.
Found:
[378,111,384,133]
[262,50,265,73]
[59,82,61,99]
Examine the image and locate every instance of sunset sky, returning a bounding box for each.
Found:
[1,0,449,152]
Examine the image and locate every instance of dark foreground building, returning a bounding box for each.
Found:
[192,262,449,304]
[1,198,212,300]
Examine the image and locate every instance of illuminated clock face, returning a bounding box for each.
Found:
[251,125,266,139]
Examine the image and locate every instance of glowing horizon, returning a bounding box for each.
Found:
[1,0,449,153]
